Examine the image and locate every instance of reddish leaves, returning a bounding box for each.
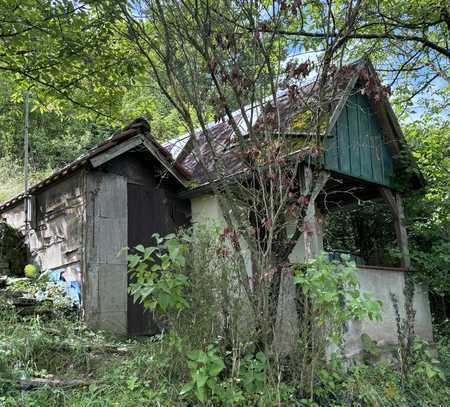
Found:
[286,61,311,80]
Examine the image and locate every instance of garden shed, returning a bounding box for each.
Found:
[0,60,433,355]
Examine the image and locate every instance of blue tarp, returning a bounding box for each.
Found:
[47,265,81,305]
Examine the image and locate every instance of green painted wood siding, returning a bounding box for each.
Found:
[324,93,395,188]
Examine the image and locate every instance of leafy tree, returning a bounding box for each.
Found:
[0,0,134,119]
[403,118,450,320]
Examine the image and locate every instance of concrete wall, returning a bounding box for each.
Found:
[191,194,225,224]
[344,267,433,357]
[84,170,128,335]
[191,194,255,277]
[0,171,84,274]
[190,194,322,277]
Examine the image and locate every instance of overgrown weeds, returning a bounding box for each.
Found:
[0,307,449,406]
[0,224,449,405]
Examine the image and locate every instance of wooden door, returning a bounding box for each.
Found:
[127,183,169,336]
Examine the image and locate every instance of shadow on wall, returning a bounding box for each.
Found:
[0,221,27,277]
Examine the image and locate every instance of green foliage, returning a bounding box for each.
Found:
[402,119,450,308]
[411,338,444,381]
[391,275,416,380]
[323,202,398,268]
[0,294,449,406]
[2,273,76,311]
[315,356,450,407]
[238,351,267,394]
[181,345,228,403]
[24,264,40,279]
[128,233,189,314]
[128,224,248,350]
[293,254,382,343]
[0,221,27,276]
[181,348,270,405]
[361,333,381,361]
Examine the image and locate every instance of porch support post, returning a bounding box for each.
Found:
[273,168,328,356]
[303,168,329,260]
[379,188,411,269]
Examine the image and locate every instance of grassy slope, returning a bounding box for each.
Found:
[0,309,187,406]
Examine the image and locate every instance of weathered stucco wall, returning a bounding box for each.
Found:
[0,171,84,273]
[344,268,433,357]
[191,194,225,224]
[190,193,434,357]
[191,194,254,276]
[84,170,128,335]
[191,194,320,277]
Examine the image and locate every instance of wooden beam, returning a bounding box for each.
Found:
[89,136,144,168]
[90,135,187,186]
[326,73,359,135]
[379,187,411,269]
[142,138,187,186]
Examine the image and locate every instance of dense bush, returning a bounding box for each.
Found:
[0,226,448,406]
[124,225,450,405]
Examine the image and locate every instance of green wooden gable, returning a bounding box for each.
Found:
[324,92,395,188]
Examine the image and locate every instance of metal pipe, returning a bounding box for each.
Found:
[24,90,30,239]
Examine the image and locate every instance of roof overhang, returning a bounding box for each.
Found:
[90,135,188,187]
[0,132,190,214]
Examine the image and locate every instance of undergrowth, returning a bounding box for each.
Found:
[0,307,448,406]
[0,227,448,406]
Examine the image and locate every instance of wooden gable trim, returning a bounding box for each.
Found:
[90,135,145,168]
[90,135,187,187]
[326,73,359,135]
[141,138,187,186]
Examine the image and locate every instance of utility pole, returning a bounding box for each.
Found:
[24,90,30,240]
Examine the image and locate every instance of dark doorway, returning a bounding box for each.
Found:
[127,183,168,336]
[126,181,190,336]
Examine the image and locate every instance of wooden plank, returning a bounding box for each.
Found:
[382,143,394,185]
[142,139,187,186]
[90,136,144,168]
[337,105,351,174]
[348,96,361,177]
[358,95,373,180]
[379,187,411,269]
[324,126,339,171]
[369,112,383,184]
[325,73,359,134]
[325,91,396,189]
[357,264,407,272]
[126,180,189,336]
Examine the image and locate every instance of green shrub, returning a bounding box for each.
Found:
[128,223,249,349]
[0,221,27,276]
[24,264,40,279]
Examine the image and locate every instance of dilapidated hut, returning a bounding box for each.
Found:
[0,60,433,356]
[0,119,190,335]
